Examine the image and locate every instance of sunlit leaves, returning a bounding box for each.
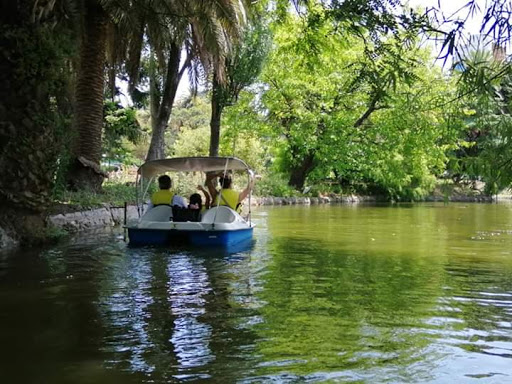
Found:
[226,13,466,198]
[102,101,141,162]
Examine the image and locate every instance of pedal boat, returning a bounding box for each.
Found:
[126,157,255,247]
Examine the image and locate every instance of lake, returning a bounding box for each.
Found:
[1,203,512,383]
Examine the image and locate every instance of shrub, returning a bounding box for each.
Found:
[255,173,297,197]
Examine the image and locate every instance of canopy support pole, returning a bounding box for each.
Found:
[212,158,230,229]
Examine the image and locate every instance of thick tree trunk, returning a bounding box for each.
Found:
[288,152,315,190]
[0,1,74,246]
[69,0,109,191]
[146,42,182,161]
[209,74,225,157]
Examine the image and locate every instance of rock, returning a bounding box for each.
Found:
[261,197,274,205]
[320,196,330,204]
[296,197,309,205]
[47,205,141,233]
[249,198,259,206]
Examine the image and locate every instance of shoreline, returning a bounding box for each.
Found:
[46,193,505,234]
[0,194,508,251]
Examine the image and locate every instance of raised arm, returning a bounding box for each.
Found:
[238,171,255,203]
[205,172,219,203]
[198,185,211,208]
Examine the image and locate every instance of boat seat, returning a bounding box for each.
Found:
[140,205,173,222]
[201,206,236,224]
[172,206,201,222]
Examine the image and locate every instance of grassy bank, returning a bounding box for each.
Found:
[52,182,137,212]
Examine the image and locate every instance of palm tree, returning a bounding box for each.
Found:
[67,0,152,190]
[144,0,248,161]
[68,0,169,190]
[68,0,110,191]
[68,0,247,187]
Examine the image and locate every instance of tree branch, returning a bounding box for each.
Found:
[353,92,386,128]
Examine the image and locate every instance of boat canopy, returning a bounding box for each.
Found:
[137,157,250,179]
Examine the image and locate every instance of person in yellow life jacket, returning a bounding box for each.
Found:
[150,175,175,206]
[206,171,254,213]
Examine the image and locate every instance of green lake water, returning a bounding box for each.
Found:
[1,203,512,383]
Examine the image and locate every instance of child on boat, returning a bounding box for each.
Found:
[188,185,211,212]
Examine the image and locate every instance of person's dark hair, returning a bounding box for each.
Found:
[219,175,232,189]
[189,193,202,209]
[158,175,172,189]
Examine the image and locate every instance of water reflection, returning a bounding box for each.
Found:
[0,204,512,382]
[247,204,512,382]
[168,254,213,373]
[249,237,444,382]
[96,236,264,382]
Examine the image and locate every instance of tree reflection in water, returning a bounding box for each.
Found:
[98,241,261,382]
[1,204,512,383]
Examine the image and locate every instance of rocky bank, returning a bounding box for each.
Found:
[0,193,508,251]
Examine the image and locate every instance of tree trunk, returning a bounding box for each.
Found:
[146,42,182,161]
[0,1,74,246]
[68,0,109,192]
[288,152,315,190]
[209,74,225,157]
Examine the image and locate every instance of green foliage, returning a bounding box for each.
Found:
[14,0,512,211]
[215,18,272,109]
[244,15,463,199]
[168,95,212,156]
[448,42,512,194]
[171,96,212,131]
[103,101,142,163]
[219,130,266,171]
[221,96,268,172]
[170,94,268,173]
[173,125,211,157]
[255,173,297,197]
[54,181,137,209]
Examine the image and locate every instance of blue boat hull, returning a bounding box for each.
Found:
[127,228,176,246]
[128,227,253,247]
[188,227,253,246]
